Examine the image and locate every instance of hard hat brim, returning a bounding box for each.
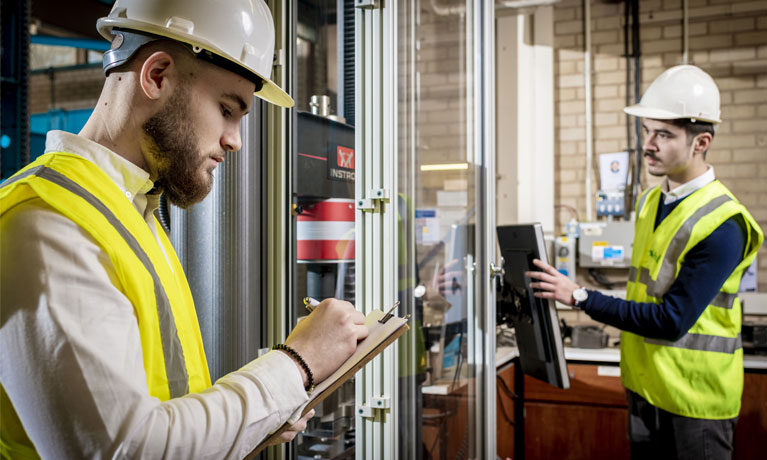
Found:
[624,103,721,124]
[98,17,295,108]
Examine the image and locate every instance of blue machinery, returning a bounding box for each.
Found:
[29,109,94,160]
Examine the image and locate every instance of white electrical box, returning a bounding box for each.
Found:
[577,221,634,268]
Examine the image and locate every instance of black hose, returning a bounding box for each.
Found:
[157,193,171,233]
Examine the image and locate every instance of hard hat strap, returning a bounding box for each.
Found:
[103,29,159,74]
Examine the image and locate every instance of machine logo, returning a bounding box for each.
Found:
[337,146,354,169]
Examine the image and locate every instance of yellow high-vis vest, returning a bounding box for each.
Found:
[621,181,763,420]
[0,152,211,458]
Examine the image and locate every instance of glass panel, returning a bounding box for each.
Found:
[397,1,486,459]
[292,0,357,458]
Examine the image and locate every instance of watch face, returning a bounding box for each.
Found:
[574,288,588,302]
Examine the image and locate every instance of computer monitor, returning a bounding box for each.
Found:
[496,223,570,389]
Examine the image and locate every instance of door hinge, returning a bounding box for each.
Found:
[357,188,390,213]
[273,49,285,67]
[491,259,505,289]
[357,397,391,419]
[354,0,380,9]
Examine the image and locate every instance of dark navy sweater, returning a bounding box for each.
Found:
[581,193,747,341]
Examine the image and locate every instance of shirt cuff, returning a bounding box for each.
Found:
[240,350,310,424]
[578,289,595,312]
[268,351,312,425]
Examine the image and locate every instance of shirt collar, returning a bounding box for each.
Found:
[44,130,158,213]
[661,165,716,205]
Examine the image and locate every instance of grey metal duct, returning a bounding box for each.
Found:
[170,103,264,382]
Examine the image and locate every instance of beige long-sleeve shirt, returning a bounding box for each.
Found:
[0,130,307,459]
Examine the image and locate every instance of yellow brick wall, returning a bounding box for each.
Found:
[29,66,104,114]
[553,0,767,290]
[409,5,472,205]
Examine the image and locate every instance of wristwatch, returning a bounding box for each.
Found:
[572,287,588,308]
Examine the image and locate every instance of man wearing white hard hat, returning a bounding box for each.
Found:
[0,0,369,457]
[527,64,763,459]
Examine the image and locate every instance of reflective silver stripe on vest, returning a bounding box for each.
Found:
[7,166,190,397]
[639,267,654,288]
[645,195,732,298]
[1,164,44,188]
[645,332,742,354]
[710,291,736,310]
[628,266,639,283]
[634,266,734,309]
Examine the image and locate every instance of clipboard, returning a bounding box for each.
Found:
[246,308,411,457]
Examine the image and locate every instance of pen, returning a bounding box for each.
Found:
[303,296,320,313]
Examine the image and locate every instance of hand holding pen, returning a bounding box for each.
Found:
[303,296,320,313]
[304,296,400,323]
[286,298,369,383]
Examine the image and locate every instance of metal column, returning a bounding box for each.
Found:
[1,0,31,178]
[170,106,265,382]
[355,0,399,458]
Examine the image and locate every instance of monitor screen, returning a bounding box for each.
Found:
[496,223,570,389]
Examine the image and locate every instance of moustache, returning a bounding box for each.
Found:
[644,152,659,161]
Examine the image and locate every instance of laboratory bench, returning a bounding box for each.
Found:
[492,346,767,460]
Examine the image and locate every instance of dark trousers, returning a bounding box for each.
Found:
[627,389,737,460]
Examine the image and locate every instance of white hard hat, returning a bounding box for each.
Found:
[624,65,720,124]
[97,0,294,108]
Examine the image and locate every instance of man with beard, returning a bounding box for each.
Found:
[526,65,762,460]
[0,0,369,458]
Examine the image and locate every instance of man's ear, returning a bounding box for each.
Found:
[139,51,176,101]
[692,132,713,157]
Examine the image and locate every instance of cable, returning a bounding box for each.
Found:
[455,422,469,460]
[588,268,617,290]
[554,203,579,221]
[496,378,517,427]
[496,374,520,401]
[428,421,441,457]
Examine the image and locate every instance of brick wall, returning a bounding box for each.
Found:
[409,4,471,207]
[29,66,104,114]
[553,0,767,290]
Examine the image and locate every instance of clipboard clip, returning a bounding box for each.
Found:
[379,301,401,323]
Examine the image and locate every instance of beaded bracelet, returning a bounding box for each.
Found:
[272,343,315,394]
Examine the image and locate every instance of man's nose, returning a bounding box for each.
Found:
[642,134,657,153]
[221,125,242,153]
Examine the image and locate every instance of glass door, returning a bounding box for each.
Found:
[290,1,359,458]
[395,1,496,459]
[281,0,497,457]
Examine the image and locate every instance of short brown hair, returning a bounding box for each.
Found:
[668,119,715,158]
[668,119,715,141]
